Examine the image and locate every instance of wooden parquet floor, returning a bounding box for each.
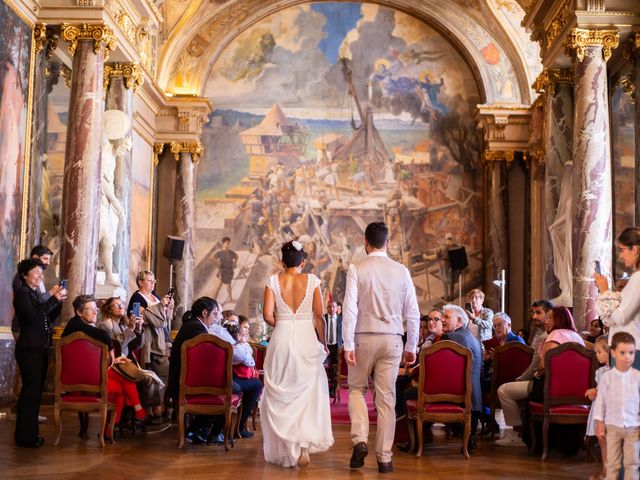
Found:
[0,406,598,479]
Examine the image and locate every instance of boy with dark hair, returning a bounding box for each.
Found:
[592,331,640,480]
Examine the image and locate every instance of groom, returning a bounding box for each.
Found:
[342,221,420,473]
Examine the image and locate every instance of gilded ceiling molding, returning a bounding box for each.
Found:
[483,150,515,162]
[563,28,620,63]
[169,141,203,164]
[542,0,571,55]
[153,143,165,166]
[104,63,144,93]
[532,68,573,96]
[60,23,117,60]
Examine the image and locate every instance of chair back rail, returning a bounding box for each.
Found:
[491,342,534,390]
[543,342,598,411]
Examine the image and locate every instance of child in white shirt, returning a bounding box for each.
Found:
[592,332,640,480]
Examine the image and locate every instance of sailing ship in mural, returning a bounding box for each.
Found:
[195,3,485,323]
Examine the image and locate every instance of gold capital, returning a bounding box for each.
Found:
[169,141,203,164]
[61,23,117,60]
[483,150,515,163]
[564,28,619,62]
[532,68,573,95]
[104,63,144,93]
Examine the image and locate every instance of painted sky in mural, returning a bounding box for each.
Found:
[197,3,486,321]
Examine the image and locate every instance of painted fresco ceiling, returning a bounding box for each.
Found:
[156,0,541,104]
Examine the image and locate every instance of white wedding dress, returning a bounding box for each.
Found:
[261,273,334,467]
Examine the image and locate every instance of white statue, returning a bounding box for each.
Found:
[99,110,131,285]
[548,161,573,307]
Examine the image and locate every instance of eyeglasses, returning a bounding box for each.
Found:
[111,303,125,309]
[145,278,157,283]
[82,307,98,312]
[427,317,441,323]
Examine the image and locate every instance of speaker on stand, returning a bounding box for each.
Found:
[447,246,468,306]
[163,235,184,289]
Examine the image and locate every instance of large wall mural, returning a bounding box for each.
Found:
[196,2,485,320]
[0,1,33,325]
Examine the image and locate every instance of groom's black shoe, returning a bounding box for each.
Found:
[349,442,368,469]
[377,461,393,473]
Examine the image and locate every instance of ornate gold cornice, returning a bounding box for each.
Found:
[104,63,144,93]
[532,68,573,95]
[564,28,620,63]
[34,23,47,54]
[153,143,164,166]
[483,150,515,163]
[60,23,117,60]
[169,141,203,164]
[544,0,572,54]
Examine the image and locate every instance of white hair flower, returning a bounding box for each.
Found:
[291,240,303,251]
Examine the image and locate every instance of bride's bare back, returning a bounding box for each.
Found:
[277,272,309,313]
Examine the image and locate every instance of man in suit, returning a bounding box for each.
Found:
[343,222,420,473]
[168,297,219,444]
[441,304,482,447]
[325,299,342,397]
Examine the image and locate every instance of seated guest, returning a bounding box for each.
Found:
[226,320,258,380]
[62,295,150,438]
[222,310,239,325]
[496,302,583,447]
[465,289,494,342]
[516,329,529,344]
[583,318,604,344]
[207,303,262,439]
[395,314,430,416]
[441,304,482,446]
[168,297,220,444]
[98,297,144,357]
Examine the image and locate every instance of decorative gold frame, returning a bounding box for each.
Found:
[2,0,36,260]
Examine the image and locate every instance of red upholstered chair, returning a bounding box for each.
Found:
[489,342,534,438]
[406,340,472,458]
[528,342,597,460]
[249,343,267,430]
[334,347,350,404]
[177,334,241,450]
[54,332,116,447]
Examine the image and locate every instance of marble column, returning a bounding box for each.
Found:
[25,24,50,249]
[171,143,201,328]
[104,66,138,289]
[58,23,115,320]
[484,152,510,311]
[542,71,574,303]
[567,29,619,329]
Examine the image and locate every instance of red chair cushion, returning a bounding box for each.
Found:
[548,350,593,398]
[185,394,241,407]
[529,401,590,416]
[60,340,103,386]
[185,342,229,388]
[406,400,465,415]
[494,348,532,387]
[423,349,467,396]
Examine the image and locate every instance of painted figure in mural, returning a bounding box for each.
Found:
[242,194,264,246]
[385,190,404,241]
[212,237,239,304]
[424,233,458,301]
[548,161,573,307]
[99,136,130,285]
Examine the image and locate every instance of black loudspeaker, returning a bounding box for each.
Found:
[448,246,468,271]
[164,235,184,262]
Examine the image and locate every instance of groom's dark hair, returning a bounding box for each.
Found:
[365,222,389,249]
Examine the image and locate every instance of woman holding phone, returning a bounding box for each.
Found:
[595,226,640,368]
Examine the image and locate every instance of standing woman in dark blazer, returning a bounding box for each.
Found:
[13,258,66,447]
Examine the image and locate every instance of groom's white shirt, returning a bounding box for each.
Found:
[342,251,420,353]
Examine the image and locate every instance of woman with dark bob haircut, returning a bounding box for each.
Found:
[535,306,584,377]
[13,258,67,448]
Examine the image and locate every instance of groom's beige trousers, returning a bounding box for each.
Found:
[348,333,403,463]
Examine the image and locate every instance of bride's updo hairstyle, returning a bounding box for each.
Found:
[281,240,305,268]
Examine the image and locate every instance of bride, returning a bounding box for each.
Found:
[260,240,334,467]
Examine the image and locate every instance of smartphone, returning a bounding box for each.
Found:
[595,260,602,275]
[132,302,141,317]
[59,279,68,289]
[167,287,175,298]
[465,302,472,312]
